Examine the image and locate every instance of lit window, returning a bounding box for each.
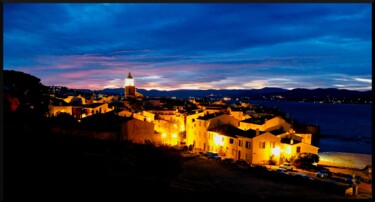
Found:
[245,141,251,149]
[259,142,265,149]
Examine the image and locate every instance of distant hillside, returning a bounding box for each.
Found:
[277,88,372,103]
[94,87,288,98]
[90,87,371,103]
[48,85,371,104]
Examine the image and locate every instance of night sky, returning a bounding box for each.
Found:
[3,3,372,91]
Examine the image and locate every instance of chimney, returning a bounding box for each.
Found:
[256,128,259,136]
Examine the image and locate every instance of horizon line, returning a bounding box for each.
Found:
[51,86,372,92]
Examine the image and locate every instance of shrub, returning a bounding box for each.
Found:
[293,153,319,169]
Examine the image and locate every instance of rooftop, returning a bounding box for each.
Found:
[280,138,302,145]
[241,115,275,125]
[50,97,71,106]
[84,103,105,108]
[209,125,262,139]
[197,112,224,120]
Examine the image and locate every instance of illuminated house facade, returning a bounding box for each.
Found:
[228,107,251,121]
[77,99,318,166]
[277,132,319,162]
[49,105,73,117]
[189,113,240,151]
[149,109,185,145]
[239,116,290,132]
[81,103,113,118]
[121,119,156,144]
[251,132,282,165]
[185,110,205,146]
[186,112,319,165]
[48,99,113,119]
[117,107,186,145]
[207,126,282,165]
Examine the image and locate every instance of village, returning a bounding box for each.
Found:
[47,72,322,166]
[4,70,372,199]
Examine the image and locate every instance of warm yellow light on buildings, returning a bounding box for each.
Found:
[82,114,86,118]
[180,124,185,131]
[172,134,177,138]
[271,147,280,156]
[284,145,292,155]
[162,133,167,138]
[147,117,151,122]
[213,133,224,146]
[174,124,177,128]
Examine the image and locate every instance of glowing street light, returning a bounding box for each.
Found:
[213,133,224,146]
[271,147,280,156]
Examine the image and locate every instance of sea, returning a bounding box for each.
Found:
[235,100,372,155]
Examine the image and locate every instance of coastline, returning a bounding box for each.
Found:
[317,152,372,170]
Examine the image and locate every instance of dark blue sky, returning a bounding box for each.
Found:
[4,3,372,91]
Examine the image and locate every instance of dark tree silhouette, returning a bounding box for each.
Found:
[4,70,49,122]
[293,152,320,169]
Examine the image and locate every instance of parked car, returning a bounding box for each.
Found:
[279,163,294,171]
[235,159,250,167]
[206,151,221,160]
[250,164,268,172]
[315,169,332,178]
[294,173,314,180]
[222,157,234,164]
[275,168,290,174]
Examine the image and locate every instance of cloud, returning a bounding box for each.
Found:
[354,78,372,83]
[3,3,372,91]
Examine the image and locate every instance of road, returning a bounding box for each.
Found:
[266,165,372,199]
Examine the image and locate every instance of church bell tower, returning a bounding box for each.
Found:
[124,72,136,99]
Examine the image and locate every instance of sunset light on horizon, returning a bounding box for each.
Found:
[4,3,372,91]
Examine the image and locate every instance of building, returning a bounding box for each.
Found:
[239,116,290,132]
[189,113,240,151]
[121,119,157,144]
[124,72,136,99]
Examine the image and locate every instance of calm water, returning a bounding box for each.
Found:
[244,100,372,154]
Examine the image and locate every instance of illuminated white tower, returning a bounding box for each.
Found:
[124,72,136,99]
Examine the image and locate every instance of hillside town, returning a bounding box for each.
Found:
[46,72,321,167]
[4,70,372,199]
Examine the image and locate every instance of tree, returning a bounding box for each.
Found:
[293,152,319,169]
[4,70,51,127]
